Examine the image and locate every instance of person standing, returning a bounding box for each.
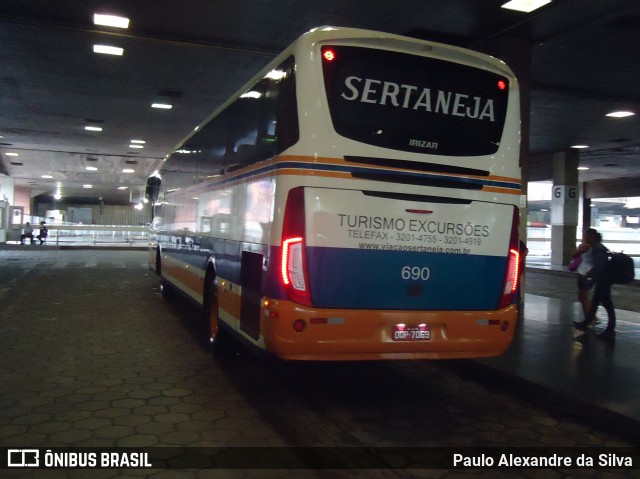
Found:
[572,229,596,318]
[573,230,616,339]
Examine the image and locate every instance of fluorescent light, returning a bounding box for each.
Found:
[42,174,53,179]
[122,168,135,173]
[130,139,146,144]
[85,126,103,132]
[6,152,19,156]
[93,44,124,56]
[85,166,98,171]
[117,186,128,190]
[577,166,590,171]
[501,0,551,13]
[605,111,635,118]
[93,14,130,29]
[151,103,173,109]
[129,144,144,149]
[54,192,62,200]
[571,145,589,149]
[83,184,93,189]
[134,203,144,210]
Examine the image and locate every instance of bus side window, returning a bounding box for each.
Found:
[167,55,299,175]
[274,56,299,154]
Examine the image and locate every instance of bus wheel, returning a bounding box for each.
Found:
[205,277,227,356]
[159,277,173,297]
[155,249,162,276]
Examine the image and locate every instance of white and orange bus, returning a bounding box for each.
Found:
[148,26,522,360]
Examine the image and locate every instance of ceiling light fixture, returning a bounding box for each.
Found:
[130,139,146,144]
[605,110,635,118]
[571,145,589,149]
[83,184,93,189]
[577,166,590,171]
[93,44,124,56]
[93,13,130,29]
[42,175,53,179]
[6,152,19,156]
[129,144,144,149]
[118,186,128,190]
[123,168,135,173]
[86,166,98,171]
[501,0,552,12]
[85,126,103,132]
[151,103,173,109]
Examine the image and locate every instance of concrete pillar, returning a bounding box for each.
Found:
[550,150,579,266]
[581,182,591,230]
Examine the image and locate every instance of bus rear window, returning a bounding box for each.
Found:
[321,45,510,156]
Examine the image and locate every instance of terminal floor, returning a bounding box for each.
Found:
[0,248,639,479]
[479,270,640,440]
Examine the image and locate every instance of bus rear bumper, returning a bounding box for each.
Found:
[261,300,518,361]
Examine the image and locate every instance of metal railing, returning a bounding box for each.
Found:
[45,225,149,246]
[526,226,640,256]
[8,216,149,247]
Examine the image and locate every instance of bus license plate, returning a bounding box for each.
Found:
[392,325,431,341]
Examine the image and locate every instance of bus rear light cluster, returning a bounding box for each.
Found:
[282,237,306,290]
[503,248,520,294]
[280,187,312,307]
[498,207,520,310]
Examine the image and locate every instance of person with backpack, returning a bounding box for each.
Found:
[568,228,596,319]
[573,230,615,340]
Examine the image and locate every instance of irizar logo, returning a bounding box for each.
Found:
[409,139,438,150]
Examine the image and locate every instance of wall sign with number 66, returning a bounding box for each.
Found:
[401,266,431,281]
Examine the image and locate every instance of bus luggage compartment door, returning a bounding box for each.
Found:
[303,188,514,311]
[240,251,263,340]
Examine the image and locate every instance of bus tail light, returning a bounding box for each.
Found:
[282,237,305,289]
[281,187,312,307]
[498,207,520,310]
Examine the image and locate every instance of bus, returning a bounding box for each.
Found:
[148,26,522,360]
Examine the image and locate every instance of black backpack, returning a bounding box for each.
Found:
[609,252,635,284]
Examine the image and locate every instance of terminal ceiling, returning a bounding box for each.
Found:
[1,0,639,205]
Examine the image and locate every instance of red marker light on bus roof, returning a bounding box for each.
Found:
[497,80,507,90]
[323,49,336,62]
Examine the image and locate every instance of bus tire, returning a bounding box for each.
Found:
[155,249,162,276]
[157,254,173,298]
[204,274,228,356]
[159,277,173,298]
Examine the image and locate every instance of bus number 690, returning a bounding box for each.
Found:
[401,266,431,281]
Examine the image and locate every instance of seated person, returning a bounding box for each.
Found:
[36,221,48,245]
[20,222,34,245]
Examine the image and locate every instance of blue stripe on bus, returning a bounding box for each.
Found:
[200,160,521,192]
[305,247,507,311]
